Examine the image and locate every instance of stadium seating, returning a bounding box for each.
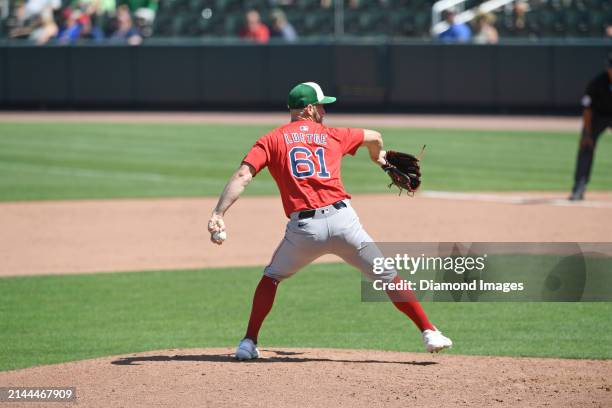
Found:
[2,0,610,40]
[494,0,611,38]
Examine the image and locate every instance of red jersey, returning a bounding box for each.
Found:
[239,24,270,44]
[243,120,364,217]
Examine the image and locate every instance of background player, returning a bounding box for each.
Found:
[570,54,612,201]
[207,82,452,360]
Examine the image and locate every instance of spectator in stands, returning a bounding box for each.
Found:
[9,0,60,44]
[133,8,156,37]
[116,0,156,38]
[270,9,297,42]
[72,0,116,38]
[512,0,528,34]
[58,7,104,44]
[437,8,471,43]
[110,4,142,44]
[28,9,58,44]
[239,9,270,44]
[472,12,498,44]
[56,7,85,43]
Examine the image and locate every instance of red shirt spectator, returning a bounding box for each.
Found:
[239,10,270,44]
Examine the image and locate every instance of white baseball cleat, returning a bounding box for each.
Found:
[235,338,260,361]
[422,328,453,353]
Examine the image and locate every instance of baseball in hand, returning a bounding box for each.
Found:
[212,230,227,242]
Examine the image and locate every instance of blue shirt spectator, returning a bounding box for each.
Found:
[437,9,471,43]
[57,9,83,43]
[110,5,142,45]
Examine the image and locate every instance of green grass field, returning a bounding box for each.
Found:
[0,122,611,201]
[1,121,611,372]
[1,264,611,372]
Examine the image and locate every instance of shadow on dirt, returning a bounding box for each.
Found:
[111,349,438,366]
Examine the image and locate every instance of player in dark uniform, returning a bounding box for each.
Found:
[569,54,612,201]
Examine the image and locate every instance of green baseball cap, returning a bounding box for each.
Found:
[287,82,336,109]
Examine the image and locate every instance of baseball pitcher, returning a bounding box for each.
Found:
[208,82,452,360]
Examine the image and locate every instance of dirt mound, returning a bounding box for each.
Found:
[1,348,610,407]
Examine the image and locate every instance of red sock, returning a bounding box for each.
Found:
[244,275,279,343]
[385,275,434,332]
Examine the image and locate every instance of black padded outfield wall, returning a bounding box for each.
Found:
[0,43,609,111]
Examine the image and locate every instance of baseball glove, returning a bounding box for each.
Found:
[381,147,425,196]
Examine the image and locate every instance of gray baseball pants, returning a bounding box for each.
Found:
[263,200,397,283]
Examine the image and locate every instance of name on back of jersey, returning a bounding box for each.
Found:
[283,132,328,146]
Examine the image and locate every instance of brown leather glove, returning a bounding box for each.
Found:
[381,148,424,195]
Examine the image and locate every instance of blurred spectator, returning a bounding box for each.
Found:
[57,6,104,43]
[9,0,60,43]
[239,10,269,44]
[606,25,612,38]
[116,0,157,37]
[133,7,154,37]
[29,10,58,43]
[472,12,498,44]
[270,9,297,42]
[512,0,529,34]
[438,8,471,43]
[56,8,85,43]
[110,4,142,44]
[72,0,116,35]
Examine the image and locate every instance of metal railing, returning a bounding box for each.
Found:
[431,0,468,31]
[431,0,516,35]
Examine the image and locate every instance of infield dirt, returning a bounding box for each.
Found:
[1,192,612,276]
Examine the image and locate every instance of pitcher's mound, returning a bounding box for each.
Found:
[1,348,610,407]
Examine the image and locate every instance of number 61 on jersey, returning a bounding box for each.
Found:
[289,147,330,179]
